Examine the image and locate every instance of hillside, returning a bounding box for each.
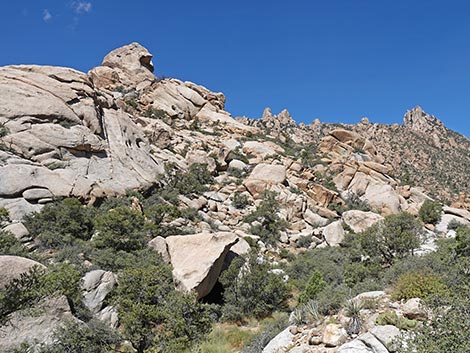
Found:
[0,43,469,353]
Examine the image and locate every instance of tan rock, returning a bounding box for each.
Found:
[166,232,239,299]
[244,163,287,197]
[322,324,347,347]
[0,255,46,289]
[342,210,384,233]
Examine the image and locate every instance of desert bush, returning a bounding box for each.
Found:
[296,235,312,249]
[36,319,120,353]
[392,269,448,301]
[353,212,422,266]
[287,247,348,291]
[241,313,289,353]
[419,200,443,225]
[344,299,363,335]
[298,271,327,304]
[116,261,213,353]
[220,253,289,321]
[232,191,250,209]
[93,206,147,252]
[376,311,417,330]
[173,163,214,196]
[0,231,30,257]
[0,207,10,223]
[244,191,289,245]
[24,198,95,248]
[400,288,470,353]
[0,263,85,324]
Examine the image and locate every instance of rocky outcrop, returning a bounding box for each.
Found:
[0,255,45,288]
[165,232,239,299]
[0,295,76,351]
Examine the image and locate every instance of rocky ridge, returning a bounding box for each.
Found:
[0,42,469,352]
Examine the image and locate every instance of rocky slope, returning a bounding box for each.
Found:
[0,42,469,352]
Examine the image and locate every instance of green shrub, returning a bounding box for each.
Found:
[296,235,312,249]
[0,263,85,324]
[36,319,120,353]
[221,253,289,321]
[241,313,288,353]
[376,311,417,330]
[298,271,327,304]
[454,225,470,257]
[391,269,448,301]
[232,191,250,209]
[116,262,213,353]
[354,212,422,266]
[0,207,10,223]
[400,289,470,353]
[287,247,348,291]
[244,191,288,245]
[144,107,168,120]
[419,200,443,225]
[93,206,147,252]
[0,231,29,257]
[172,163,214,196]
[24,198,95,248]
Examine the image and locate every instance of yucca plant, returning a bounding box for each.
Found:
[345,299,363,335]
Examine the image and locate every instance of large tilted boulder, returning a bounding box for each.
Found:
[0,255,45,288]
[0,295,76,351]
[244,163,287,197]
[165,232,239,299]
[342,210,384,233]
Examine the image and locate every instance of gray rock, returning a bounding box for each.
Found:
[370,325,401,351]
[148,236,170,263]
[81,270,117,314]
[342,210,383,233]
[2,222,30,240]
[338,331,389,353]
[323,220,345,246]
[0,295,76,351]
[262,326,294,353]
[401,298,427,320]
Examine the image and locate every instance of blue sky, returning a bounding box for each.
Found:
[1,1,469,137]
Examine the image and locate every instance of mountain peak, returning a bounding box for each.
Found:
[403,105,444,134]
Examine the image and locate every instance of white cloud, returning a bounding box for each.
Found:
[43,9,52,22]
[72,1,92,14]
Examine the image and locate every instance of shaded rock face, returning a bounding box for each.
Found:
[0,295,76,351]
[0,255,45,288]
[165,232,239,299]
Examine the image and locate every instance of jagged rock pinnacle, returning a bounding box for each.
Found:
[403,105,444,134]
